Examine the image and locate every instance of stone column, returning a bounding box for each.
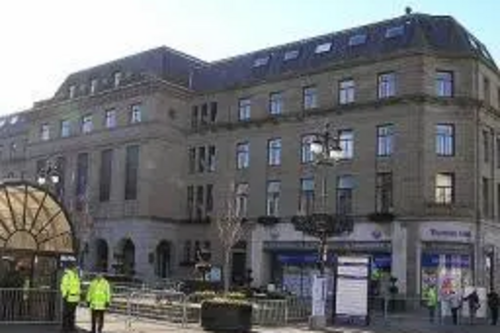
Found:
[391,221,407,294]
[249,226,266,287]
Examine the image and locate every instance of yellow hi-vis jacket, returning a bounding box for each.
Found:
[86,277,111,310]
[60,269,82,303]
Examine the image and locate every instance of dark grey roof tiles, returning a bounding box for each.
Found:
[53,13,497,98]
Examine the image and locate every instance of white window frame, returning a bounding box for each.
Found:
[60,119,71,138]
[90,79,98,95]
[235,183,249,218]
[238,98,251,121]
[269,92,283,115]
[303,86,317,110]
[113,71,122,88]
[130,104,142,124]
[315,42,332,54]
[40,124,50,141]
[436,124,455,156]
[377,124,394,156]
[339,130,354,159]
[105,109,117,129]
[435,173,454,204]
[236,142,250,169]
[301,134,316,163]
[284,49,299,61]
[378,72,396,99]
[436,71,454,97]
[82,115,93,134]
[266,181,281,216]
[268,138,282,166]
[339,79,355,104]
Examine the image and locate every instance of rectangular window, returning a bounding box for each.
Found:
[125,145,140,200]
[269,92,283,115]
[60,119,71,138]
[436,124,455,156]
[268,138,282,166]
[206,184,214,214]
[195,185,204,220]
[436,71,454,97]
[188,148,196,174]
[376,172,393,213]
[99,149,113,202]
[183,240,192,262]
[338,130,354,159]
[348,34,367,46]
[315,42,332,54]
[55,156,66,199]
[236,142,250,169]
[210,102,218,123]
[208,146,216,172]
[81,114,93,134]
[497,184,500,218]
[191,106,199,129]
[9,142,16,160]
[301,134,316,163]
[484,77,491,106]
[105,109,117,129]
[385,26,404,38]
[90,79,98,95]
[130,103,142,124]
[339,79,355,105]
[200,103,208,126]
[198,146,206,173]
[435,173,454,204]
[235,183,249,218]
[40,124,50,141]
[113,71,122,88]
[497,137,500,168]
[187,186,194,219]
[238,98,251,121]
[483,177,491,217]
[75,152,89,197]
[284,49,299,61]
[336,175,354,215]
[303,86,317,109]
[299,178,315,215]
[266,181,281,216]
[377,124,394,156]
[378,72,396,99]
[484,130,490,163]
[69,85,76,99]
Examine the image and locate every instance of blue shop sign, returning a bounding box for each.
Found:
[421,254,471,268]
[277,252,392,267]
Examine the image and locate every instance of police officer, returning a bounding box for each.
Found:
[60,261,81,332]
[86,273,111,333]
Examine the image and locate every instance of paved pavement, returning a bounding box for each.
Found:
[1,311,499,333]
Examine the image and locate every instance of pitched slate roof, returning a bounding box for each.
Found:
[53,13,496,98]
[191,13,497,92]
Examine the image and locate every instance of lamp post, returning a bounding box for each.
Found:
[37,161,61,195]
[291,123,354,329]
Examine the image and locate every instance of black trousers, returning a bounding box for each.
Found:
[491,307,499,325]
[451,308,459,325]
[91,310,105,333]
[62,300,78,332]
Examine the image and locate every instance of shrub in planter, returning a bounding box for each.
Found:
[201,298,253,333]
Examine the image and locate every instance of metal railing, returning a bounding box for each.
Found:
[0,288,61,324]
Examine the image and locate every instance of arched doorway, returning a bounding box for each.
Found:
[94,239,108,272]
[0,180,75,322]
[114,238,135,276]
[155,240,171,278]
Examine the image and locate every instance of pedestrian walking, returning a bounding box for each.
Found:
[464,289,480,325]
[86,273,111,333]
[447,290,462,325]
[487,289,499,325]
[60,262,82,332]
[425,286,438,323]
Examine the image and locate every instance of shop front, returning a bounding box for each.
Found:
[418,222,475,297]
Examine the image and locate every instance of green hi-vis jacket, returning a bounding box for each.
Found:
[60,269,82,303]
[86,278,111,310]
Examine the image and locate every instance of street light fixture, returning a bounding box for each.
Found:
[37,162,60,191]
[291,122,353,329]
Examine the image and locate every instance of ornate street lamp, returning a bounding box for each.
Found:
[37,161,60,192]
[291,123,354,328]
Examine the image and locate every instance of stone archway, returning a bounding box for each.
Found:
[94,238,109,272]
[155,240,171,278]
[114,238,135,276]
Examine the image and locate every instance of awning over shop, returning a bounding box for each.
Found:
[0,180,74,254]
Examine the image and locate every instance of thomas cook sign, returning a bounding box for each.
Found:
[420,222,474,243]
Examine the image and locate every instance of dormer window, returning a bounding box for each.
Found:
[0,119,6,127]
[90,79,98,95]
[385,26,404,39]
[82,114,93,134]
[253,56,270,67]
[113,71,122,88]
[40,124,50,141]
[283,50,299,61]
[69,85,76,99]
[349,34,367,46]
[315,42,332,54]
[9,116,19,125]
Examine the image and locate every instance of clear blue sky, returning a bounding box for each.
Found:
[0,0,498,114]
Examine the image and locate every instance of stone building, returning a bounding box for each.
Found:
[0,11,499,296]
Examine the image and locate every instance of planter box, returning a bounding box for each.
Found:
[201,301,252,332]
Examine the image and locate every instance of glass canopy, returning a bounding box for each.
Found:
[0,180,74,254]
